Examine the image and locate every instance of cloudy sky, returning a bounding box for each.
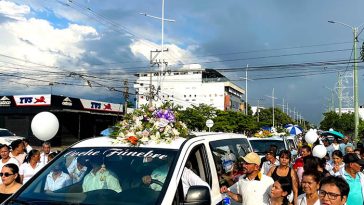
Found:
[1,0,364,124]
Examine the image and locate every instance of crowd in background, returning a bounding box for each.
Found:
[0,139,56,203]
[221,133,364,205]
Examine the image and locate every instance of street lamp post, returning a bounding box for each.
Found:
[240,64,250,115]
[328,20,364,142]
[140,0,175,87]
[257,98,264,122]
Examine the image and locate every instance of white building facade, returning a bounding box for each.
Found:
[134,69,245,111]
[335,107,364,119]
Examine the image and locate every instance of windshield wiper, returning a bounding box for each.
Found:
[8,199,81,205]
[7,198,34,205]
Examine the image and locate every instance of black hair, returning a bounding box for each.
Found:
[24,149,40,163]
[303,156,321,173]
[0,144,11,151]
[3,163,21,183]
[266,149,277,158]
[332,150,343,158]
[10,139,23,150]
[319,176,350,199]
[302,170,320,183]
[48,152,58,161]
[279,150,292,161]
[276,177,292,205]
[301,145,312,153]
[22,138,30,144]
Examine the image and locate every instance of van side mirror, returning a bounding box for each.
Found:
[183,185,211,205]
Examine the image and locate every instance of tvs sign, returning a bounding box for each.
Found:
[80,99,122,113]
[14,95,51,106]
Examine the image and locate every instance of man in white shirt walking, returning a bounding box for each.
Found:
[220,152,274,205]
[40,142,52,166]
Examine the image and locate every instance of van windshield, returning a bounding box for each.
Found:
[11,147,177,205]
[249,140,286,155]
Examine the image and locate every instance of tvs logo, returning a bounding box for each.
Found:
[104,103,112,110]
[34,96,46,103]
[80,99,121,113]
[90,102,101,109]
[14,95,51,106]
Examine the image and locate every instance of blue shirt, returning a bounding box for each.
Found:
[339,142,353,155]
[343,169,363,205]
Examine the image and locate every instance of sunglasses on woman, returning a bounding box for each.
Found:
[0,172,14,177]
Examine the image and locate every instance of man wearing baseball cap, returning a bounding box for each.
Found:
[220,152,274,205]
[337,153,364,205]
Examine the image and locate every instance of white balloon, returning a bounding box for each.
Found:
[31,112,59,141]
[305,130,318,144]
[313,145,327,159]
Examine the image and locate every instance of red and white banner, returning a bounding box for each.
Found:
[80,99,123,112]
[13,95,51,106]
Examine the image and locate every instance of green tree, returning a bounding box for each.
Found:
[319,111,359,135]
[213,110,258,133]
[179,104,218,131]
[256,108,293,128]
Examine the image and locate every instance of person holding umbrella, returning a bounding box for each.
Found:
[323,129,345,160]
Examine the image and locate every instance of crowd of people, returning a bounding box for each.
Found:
[0,140,54,203]
[220,134,364,205]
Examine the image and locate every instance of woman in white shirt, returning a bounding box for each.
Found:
[297,171,320,205]
[9,140,26,165]
[325,150,344,176]
[0,145,19,168]
[19,150,43,184]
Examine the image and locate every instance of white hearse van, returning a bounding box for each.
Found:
[4,132,252,205]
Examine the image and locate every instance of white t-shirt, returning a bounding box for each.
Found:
[9,152,26,165]
[40,152,52,166]
[0,157,19,169]
[237,173,274,205]
[19,162,43,184]
[181,167,210,197]
[297,193,320,205]
[25,145,33,153]
[261,159,279,175]
[44,172,72,191]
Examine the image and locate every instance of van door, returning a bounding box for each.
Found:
[209,138,251,205]
[172,143,212,205]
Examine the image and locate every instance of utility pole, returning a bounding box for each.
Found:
[240,65,251,115]
[266,88,277,128]
[123,80,129,114]
[245,65,248,115]
[140,0,175,92]
[293,107,296,123]
[282,98,285,114]
[147,49,167,107]
[257,98,264,122]
[328,20,364,141]
[338,72,342,116]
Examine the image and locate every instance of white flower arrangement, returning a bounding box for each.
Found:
[111,104,188,146]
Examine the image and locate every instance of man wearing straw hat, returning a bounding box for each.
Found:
[220,152,274,205]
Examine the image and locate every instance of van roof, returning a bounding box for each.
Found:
[72,132,247,149]
[248,136,284,141]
